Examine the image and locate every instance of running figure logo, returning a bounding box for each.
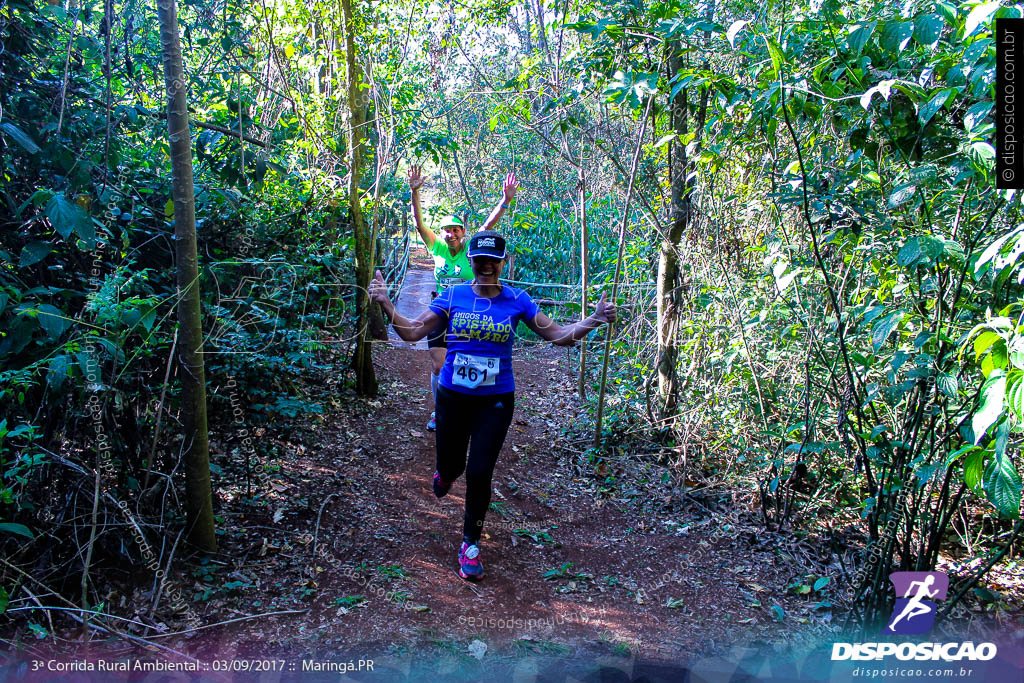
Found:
[884,572,949,635]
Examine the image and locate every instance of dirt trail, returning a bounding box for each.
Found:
[199,262,830,665]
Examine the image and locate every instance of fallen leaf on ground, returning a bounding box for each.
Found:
[468,640,487,659]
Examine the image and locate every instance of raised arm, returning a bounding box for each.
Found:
[408,165,436,250]
[369,270,442,342]
[524,293,617,347]
[480,171,519,231]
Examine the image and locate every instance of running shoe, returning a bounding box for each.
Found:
[458,542,483,581]
[432,471,452,499]
[426,411,436,431]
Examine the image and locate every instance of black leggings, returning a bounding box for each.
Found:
[434,385,515,544]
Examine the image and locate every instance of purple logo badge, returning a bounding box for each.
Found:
[884,572,949,635]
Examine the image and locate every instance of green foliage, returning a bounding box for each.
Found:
[3,0,1022,637]
[521,0,1022,628]
[541,562,576,580]
[513,528,555,545]
[331,595,366,608]
[376,564,408,580]
[0,0,388,626]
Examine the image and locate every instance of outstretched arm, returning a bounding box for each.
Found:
[369,270,442,342]
[408,165,436,250]
[480,171,519,232]
[524,293,617,347]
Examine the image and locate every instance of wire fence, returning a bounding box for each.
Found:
[376,226,658,328]
[379,231,411,300]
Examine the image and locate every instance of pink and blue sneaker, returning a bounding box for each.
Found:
[458,541,483,581]
[432,471,452,499]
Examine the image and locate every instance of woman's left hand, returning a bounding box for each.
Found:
[594,293,617,324]
[502,172,519,203]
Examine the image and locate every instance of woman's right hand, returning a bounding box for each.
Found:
[369,270,390,305]
[502,171,519,202]
[408,165,425,192]
[593,293,617,325]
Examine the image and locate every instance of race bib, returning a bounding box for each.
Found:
[437,276,463,292]
[452,353,499,389]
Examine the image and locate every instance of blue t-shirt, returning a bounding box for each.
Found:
[428,283,540,395]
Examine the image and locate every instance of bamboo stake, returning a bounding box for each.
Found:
[143,327,178,492]
[578,151,588,400]
[593,95,654,447]
[81,469,100,641]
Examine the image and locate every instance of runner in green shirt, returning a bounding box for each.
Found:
[408,165,519,431]
[428,224,473,294]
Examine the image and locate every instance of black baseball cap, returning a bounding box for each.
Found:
[467,230,508,259]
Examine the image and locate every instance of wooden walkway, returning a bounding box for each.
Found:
[387,266,434,349]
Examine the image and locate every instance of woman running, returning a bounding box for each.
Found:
[408,166,519,431]
[369,230,616,580]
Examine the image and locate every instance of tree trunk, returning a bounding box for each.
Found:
[341,0,378,396]
[655,43,690,418]
[655,3,714,419]
[155,0,216,551]
[534,0,548,58]
[521,2,534,52]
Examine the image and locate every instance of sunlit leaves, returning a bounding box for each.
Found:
[964,1,1002,39]
[964,450,987,490]
[887,183,916,208]
[601,70,658,109]
[765,37,785,82]
[914,14,945,48]
[965,101,993,131]
[974,330,1003,361]
[918,88,954,126]
[846,22,876,57]
[976,224,1024,281]
[973,370,1006,443]
[897,235,953,268]
[871,310,905,351]
[983,421,1021,518]
[879,21,914,53]
[860,79,896,109]
[727,20,747,48]
[969,141,996,170]
[1007,370,1024,423]
[655,17,721,39]
[772,260,800,294]
[566,17,618,40]
[937,373,959,399]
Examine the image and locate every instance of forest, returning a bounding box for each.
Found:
[0,0,1022,679]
